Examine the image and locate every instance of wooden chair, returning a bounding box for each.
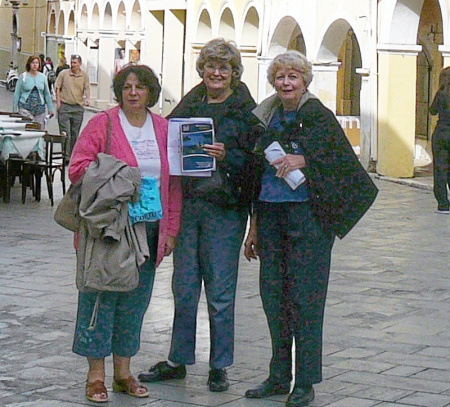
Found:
[25,122,42,130]
[23,133,68,205]
[3,124,44,203]
[3,154,28,203]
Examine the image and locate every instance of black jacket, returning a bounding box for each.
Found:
[168,81,258,208]
[252,95,378,239]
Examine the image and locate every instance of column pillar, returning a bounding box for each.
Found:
[311,63,340,112]
[377,44,421,177]
[356,68,371,169]
[161,9,185,117]
[439,45,450,68]
[97,33,116,108]
[143,10,164,113]
[256,56,272,103]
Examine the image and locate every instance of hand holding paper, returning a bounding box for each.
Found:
[264,141,306,190]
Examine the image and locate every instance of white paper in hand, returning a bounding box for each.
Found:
[264,141,306,190]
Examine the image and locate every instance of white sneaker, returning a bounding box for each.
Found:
[435,209,449,215]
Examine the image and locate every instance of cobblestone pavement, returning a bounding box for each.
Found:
[1,86,450,406]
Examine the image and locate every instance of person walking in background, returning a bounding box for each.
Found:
[43,57,56,95]
[243,51,377,407]
[13,55,54,128]
[114,49,127,76]
[430,66,450,215]
[56,56,70,77]
[139,38,256,392]
[55,54,90,158]
[38,54,45,72]
[69,64,182,403]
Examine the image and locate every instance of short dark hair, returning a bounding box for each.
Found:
[26,56,41,72]
[113,64,161,108]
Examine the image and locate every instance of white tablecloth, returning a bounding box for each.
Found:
[0,121,28,131]
[0,117,25,122]
[0,131,46,161]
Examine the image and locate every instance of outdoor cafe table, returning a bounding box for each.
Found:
[0,117,28,122]
[0,121,29,131]
[0,130,46,162]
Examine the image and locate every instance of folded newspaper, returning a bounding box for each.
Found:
[264,141,306,190]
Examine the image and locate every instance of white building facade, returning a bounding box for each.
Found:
[37,0,450,176]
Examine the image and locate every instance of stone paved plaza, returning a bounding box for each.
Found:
[1,85,450,406]
[1,170,450,407]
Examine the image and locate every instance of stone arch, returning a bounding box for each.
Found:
[117,2,126,32]
[241,5,259,47]
[57,11,64,36]
[79,4,88,30]
[92,4,100,29]
[48,11,56,34]
[130,1,142,30]
[268,16,305,58]
[336,28,362,116]
[103,3,113,29]
[381,0,424,44]
[317,18,362,148]
[68,10,75,36]
[317,18,359,62]
[218,7,235,41]
[416,0,444,143]
[195,8,212,43]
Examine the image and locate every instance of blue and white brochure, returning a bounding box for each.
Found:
[168,117,215,177]
[181,121,215,172]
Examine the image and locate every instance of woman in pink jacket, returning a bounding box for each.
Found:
[69,64,182,403]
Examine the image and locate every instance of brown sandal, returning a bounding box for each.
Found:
[112,376,149,398]
[86,380,108,403]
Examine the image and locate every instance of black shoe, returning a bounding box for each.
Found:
[207,368,229,392]
[138,361,186,383]
[245,379,291,398]
[286,385,314,407]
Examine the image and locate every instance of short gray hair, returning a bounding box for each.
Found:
[267,50,313,88]
[196,38,243,88]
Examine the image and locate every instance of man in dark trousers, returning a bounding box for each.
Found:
[54,54,90,158]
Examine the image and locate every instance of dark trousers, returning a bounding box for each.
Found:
[432,124,450,210]
[257,202,334,386]
[58,103,84,157]
[169,198,247,368]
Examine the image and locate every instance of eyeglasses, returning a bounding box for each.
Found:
[204,63,232,75]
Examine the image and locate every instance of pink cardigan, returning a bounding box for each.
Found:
[69,105,182,267]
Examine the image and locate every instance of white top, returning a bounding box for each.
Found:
[119,109,161,185]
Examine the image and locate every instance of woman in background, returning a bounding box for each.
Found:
[13,55,54,128]
[56,56,70,77]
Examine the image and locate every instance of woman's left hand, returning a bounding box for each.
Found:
[203,142,226,161]
[164,235,176,256]
[272,154,306,178]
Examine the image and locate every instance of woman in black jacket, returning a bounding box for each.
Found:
[139,38,256,392]
[243,51,377,407]
[429,67,450,214]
